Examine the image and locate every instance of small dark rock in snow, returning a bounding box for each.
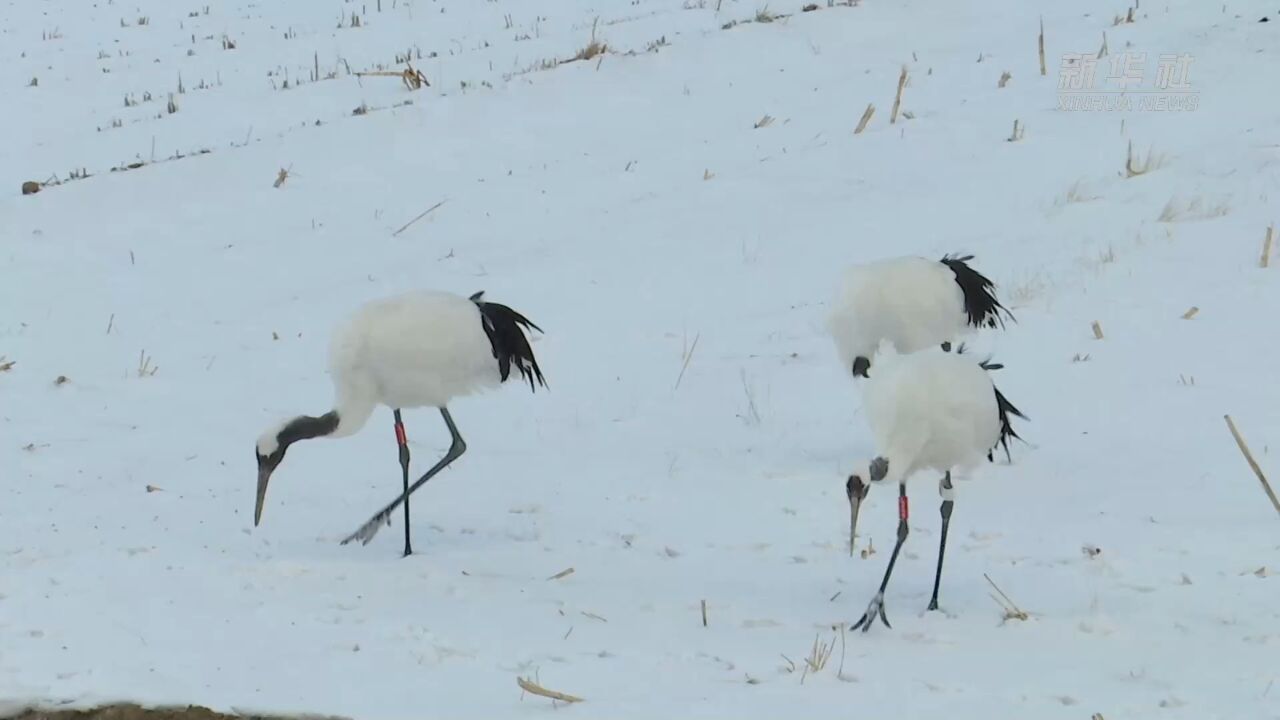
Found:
[22,180,40,195]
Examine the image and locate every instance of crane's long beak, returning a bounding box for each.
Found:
[255,468,271,526]
[849,493,862,557]
[846,476,867,557]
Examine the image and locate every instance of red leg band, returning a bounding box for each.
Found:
[898,495,909,521]
[394,423,407,446]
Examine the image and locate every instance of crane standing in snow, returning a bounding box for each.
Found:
[827,254,1013,379]
[844,343,1025,631]
[253,289,546,557]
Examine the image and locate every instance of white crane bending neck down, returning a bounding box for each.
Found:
[827,253,1013,379]
[844,343,1026,632]
[254,289,546,557]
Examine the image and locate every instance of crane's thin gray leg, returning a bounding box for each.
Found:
[853,483,910,632]
[342,407,467,549]
[927,472,955,611]
[393,409,412,557]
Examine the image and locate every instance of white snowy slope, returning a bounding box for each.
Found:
[3,0,1278,717]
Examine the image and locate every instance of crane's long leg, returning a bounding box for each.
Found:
[394,409,413,557]
[341,407,467,549]
[853,483,910,632]
[927,472,955,611]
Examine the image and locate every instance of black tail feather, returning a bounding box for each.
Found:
[940,254,1013,330]
[949,344,1026,462]
[470,291,547,393]
[988,384,1027,463]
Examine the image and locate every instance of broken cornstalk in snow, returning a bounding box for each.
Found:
[517,676,584,704]
[890,66,907,124]
[854,103,874,134]
[1224,414,1280,520]
[354,65,429,90]
[1038,17,1046,76]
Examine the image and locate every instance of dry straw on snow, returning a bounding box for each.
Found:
[517,676,584,704]
[890,66,907,124]
[1038,17,1046,76]
[1224,415,1280,520]
[854,103,874,133]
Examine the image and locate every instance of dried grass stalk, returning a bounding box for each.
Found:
[1038,17,1046,76]
[1181,306,1199,320]
[1091,320,1104,339]
[1261,225,1274,268]
[402,66,428,90]
[890,66,907,124]
[1224,414,1280,520]
[854,103,875,133]
[546,567,575,581]
[675,332,701,390]
[984,572,1029,622]
[392,199,447,237]
[517,676,584,704]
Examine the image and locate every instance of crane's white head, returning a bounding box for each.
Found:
[255,421,292,527]
[845,456,890,556]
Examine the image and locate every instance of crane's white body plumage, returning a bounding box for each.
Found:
[858,344,1001,487]
[330,291,501,412]
[827,256,970,371]
[256,291,502,456]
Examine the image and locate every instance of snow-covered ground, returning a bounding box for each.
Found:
[4,0,1278,717]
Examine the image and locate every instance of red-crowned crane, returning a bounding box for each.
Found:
[253,289,546,557]
[844,342,1025,631]
[826,254,1013,379]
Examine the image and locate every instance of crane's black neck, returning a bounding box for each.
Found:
[277,411,340,450]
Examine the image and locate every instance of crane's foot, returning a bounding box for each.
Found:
[852,591,891,632]
[340,511,391,546]
[927,597,941,612]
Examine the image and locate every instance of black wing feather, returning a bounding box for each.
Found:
[470,291,547,393]
[940,254,1014,330]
